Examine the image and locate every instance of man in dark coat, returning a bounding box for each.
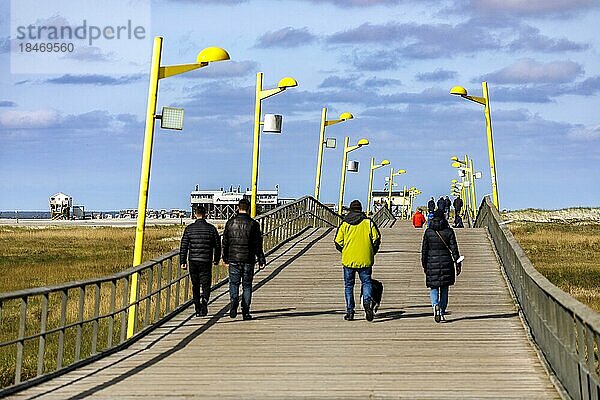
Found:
[222,198,266,320]
[427,197,435,213]
[179,205,221,317]
[421,209,462,322]
[436,196,445,212]
[444,196,451,219]
[453,195,463,216]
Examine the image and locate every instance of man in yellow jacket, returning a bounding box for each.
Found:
[335,200,381,321]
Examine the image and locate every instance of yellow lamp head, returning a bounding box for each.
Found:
[339,112,354,121]
[451,162,462,168]
[450,86,467,96]
[381,159,390,166]
[197,47,230,63]
[451,179,458,183]
[278,77,298,89]
[450,156,459,161]
[397,169,407,174]
[357,138,369,146]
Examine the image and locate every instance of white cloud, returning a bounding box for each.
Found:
[481,59,584,84]
[569,124,600,140]
[0,109,61,129]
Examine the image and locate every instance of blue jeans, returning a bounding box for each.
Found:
[229,263,254,312]
[343,266,372,314]
[430,286,449,315]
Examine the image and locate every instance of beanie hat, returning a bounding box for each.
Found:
[349,200,362,212]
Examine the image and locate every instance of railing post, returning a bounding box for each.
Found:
[56,290,67,369]
[91,283,101,355]
[36,293,49,377]
[74,286,85,362]
[15,296,27,384]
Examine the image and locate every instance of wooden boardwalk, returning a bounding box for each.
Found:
[10,223,559,399]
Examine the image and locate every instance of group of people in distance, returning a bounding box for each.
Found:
[179,197,461,325]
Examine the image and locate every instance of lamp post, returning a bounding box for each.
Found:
[450,82,499,209]
[314,108,353,201]
[451,155,477,220]
[408,187,421,217]
[338,137,369,214]
[250,73,298,217]
[386,168,406,214]
[366,157,390,216]
[128,36,230,338]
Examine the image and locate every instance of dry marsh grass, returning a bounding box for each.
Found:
[0,224,230,389]
[510,222,600,312]
[0,225,186,293]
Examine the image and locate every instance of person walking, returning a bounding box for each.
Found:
[334,200,381,322]
[436,196,445,212]
[222,198,266,321]
[453,195,464,227]
[179,205,221,317]
[421,209,462,323]
[427,197,435,213]
[412,208,426,228]
[444,196,451,219]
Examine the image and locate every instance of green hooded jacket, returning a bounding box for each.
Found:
[334,211,381,268]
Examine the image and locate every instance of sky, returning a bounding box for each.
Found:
[1,0,599,212]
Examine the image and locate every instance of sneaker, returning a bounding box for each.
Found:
[200,300,208,317]
[434,304,441,323]
[242,313,253,321]
[440,314,446,322]
[364,300,374,322]
[343,312,354,321]
[229,300,238,319]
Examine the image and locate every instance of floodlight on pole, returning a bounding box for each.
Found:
[450,82,499,209]
[314,108,354,200]
[367,158,390,216]
[338,137,369,213]
[128,36,229,339]
[250,73,298,217]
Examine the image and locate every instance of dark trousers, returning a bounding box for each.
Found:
[189,261,212,314]
[228,263,254,313]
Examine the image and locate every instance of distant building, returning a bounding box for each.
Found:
[371,190,410,218]
[191,185,281,220]
[49,192,72,220]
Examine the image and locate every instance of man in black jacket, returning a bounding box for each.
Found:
[222,198,266,320]
[179,205,221,317]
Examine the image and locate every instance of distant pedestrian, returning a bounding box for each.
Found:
[444,196,451,219]
[412,208,426,228]
[179,205,221,317]
[222,198,266,320]
[453,195,463,216]
[427,197,435,213]
[437,196,445,212]
[453,196,464,227]
[421,209,462,323]
[335,200,381,322]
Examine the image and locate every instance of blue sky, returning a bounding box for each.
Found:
[1,0,599,211]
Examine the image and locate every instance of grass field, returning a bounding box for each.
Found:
[510,222,600,313]
[0,225,186,293]
[0,224,230,389]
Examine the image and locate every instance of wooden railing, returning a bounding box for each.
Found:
[476,196,600,400]
[372,206,396,228]
[0,196,340,395]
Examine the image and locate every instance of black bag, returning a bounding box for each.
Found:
[361,278,384,312]
[371,279,384,312]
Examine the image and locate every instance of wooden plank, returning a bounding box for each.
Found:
[7,224,560,399]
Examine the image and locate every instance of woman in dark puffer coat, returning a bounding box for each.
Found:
[421,209,462,322]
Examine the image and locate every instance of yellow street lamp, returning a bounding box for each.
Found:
[128,36,230,338]
[450,82,499,209]
[250,73,298,217]
[386,168,406,212]
[408,187,421,217]
[366,158,390,215]
[338,137,369,213]
[314,109,353,201]
[451,155,477,220]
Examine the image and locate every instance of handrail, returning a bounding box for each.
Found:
[0,196,340,394]
[372,206,396,228]
[475,196,600,400]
